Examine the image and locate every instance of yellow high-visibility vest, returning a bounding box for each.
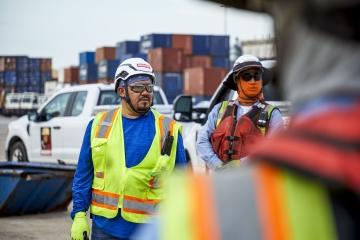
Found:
[90,106,181,223]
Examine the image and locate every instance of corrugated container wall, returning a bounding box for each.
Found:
[192,35,211,55]
[184,55,212,69]
[95,47,116,63]
[155,72,183,103]
[98,60,120,80]
[40,58,52,72]
[0,57,16,71]
[119,53,147,63]
[183,67,227,95]
[79,52,95,65]
[210,35,229,56]
[28,58,40,72]
[0,72,4,86]
[172,35,192,55]
[140,34,172,54]
[79,64,98,84]
[64,67,79,84]
[116,41,139,60]
[148,48,183,73]
[212,56,230,69]
[16,57,29,72]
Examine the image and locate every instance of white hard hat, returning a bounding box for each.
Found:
[114,58,155,91]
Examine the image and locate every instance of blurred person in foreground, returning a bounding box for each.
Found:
[70,58,186,240]
[196,54,283,171]
[133,0,360,239]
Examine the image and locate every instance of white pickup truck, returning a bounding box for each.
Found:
[5,83,171,164]
[172,60,291,173]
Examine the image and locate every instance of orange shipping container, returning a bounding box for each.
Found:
[148,48,183,73]
[172,34,192,55]
[95,47,116,63]
[184,55,212,69]
[64,66,79,84]
[40,58,52,72]
[183,67,227,95]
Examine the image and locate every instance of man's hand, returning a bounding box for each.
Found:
[71,212,90,240]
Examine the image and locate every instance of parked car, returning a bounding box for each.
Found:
[5,83,171,164]
[172,60,291,173]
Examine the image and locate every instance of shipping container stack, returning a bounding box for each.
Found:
[140,33,230,103]
[64,66,79,85]
[79,51,97,84]
[0,56,52,95]
[96,47,119,84]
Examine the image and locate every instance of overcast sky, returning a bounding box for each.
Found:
[0,0,274,69]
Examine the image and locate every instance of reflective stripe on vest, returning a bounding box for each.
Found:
[95,108,119,138]
[91,189,119,210]
[161,164,338,240]
[123,195,161,215]
[95,108,175,153]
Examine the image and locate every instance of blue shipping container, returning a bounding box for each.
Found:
[28,71,41,86]
[212,56,230,69]
[28,58,40,72]
[41,71,52,82]
[116,41,140,60]
[79,64,98,82]
[210,35,230,56]
[192,35,211,55]
[4,71,17,86]
[155,72,183,103]
[140,34,172,54]
[0,72,4,85]
[0,162,75,216]
[15,56,29,72]
[79,51,95,65]
[17,72,29,86]
[119,53,148,63]
[98,60,120,79]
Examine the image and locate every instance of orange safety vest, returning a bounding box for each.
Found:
[211,101,277,162]
[251,103,360,192]
[160,104,360,240]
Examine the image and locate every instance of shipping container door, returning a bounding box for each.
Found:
[29,92,72,162]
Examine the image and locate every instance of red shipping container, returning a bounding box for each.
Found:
[183,67,227,95]
[172,34,192,55]
[95,47,116,63]
[184,55,212,69]
[148,48,183,73]
[64,66,79,84]
[40,58,52,72]
[0,57,16,71]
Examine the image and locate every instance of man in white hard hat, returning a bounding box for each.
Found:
[70,58,186,240]
[196,54,284,170]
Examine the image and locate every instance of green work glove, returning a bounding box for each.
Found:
[71,212,90,240]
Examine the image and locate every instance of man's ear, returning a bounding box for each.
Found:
[117,87,126,98]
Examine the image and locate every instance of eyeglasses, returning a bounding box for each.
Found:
[129,84,154,93]
[236,72,262,82]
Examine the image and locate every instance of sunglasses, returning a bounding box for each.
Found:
[129,84,154,93]
[236,72,262,82]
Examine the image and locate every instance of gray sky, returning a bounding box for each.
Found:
[0,0,274,69]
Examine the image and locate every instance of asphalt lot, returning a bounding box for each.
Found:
[0,115,76,240]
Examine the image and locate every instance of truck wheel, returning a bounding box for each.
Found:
[9,141,29,162]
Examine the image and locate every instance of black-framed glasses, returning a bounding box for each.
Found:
[129,84,154,93]
[238,72,262,82]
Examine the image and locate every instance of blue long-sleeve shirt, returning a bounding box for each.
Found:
[71,111,186,238]
[196,100,284,170]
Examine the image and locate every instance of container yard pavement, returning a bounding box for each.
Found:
[0,115,75,240]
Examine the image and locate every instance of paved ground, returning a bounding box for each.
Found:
[0,115,76,240]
